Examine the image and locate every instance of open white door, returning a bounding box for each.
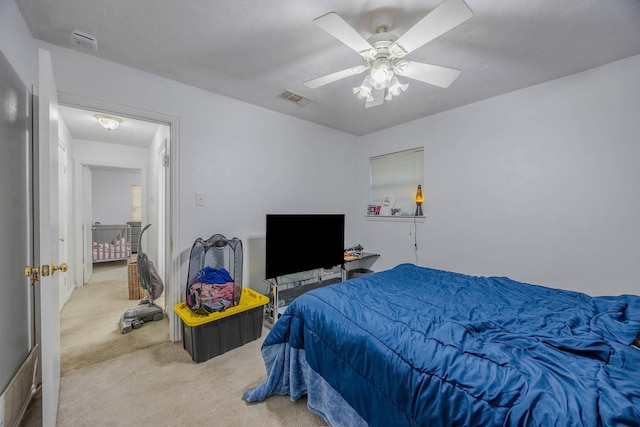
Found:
[36,48,62,427]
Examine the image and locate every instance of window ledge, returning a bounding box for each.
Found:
[364,215,425,223]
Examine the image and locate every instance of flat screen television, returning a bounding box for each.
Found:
[265,214,345,279]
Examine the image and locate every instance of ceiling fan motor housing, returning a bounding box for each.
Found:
[371,12,393,33]
[366,32,397,59]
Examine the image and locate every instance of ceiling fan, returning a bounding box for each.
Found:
[304,0,473,108]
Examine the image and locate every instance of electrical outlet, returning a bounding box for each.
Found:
[196,193,205,206]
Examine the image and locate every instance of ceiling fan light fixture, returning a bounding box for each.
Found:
[369,58,394,90]
[385,77,409,100]
[353,78,373,101]
[370,68,390,88]
[95,114,122,131]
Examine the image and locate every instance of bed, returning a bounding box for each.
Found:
[244,263,640,426]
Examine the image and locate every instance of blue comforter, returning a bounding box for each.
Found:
[244,264,640,426]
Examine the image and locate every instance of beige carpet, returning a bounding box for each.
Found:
[60,260,169,373]
[20,261,326,426]
[55,336,325,426]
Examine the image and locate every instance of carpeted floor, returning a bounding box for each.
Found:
[19,261,326,426]
[60,260,169,373]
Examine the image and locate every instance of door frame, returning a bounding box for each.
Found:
[57,91,182,341]
[79,164,93,284]
[76,163,148,279]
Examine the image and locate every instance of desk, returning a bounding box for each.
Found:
[341,252,380,281]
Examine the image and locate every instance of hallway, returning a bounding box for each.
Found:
[19,260,169,426]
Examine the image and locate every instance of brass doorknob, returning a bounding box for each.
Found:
[51,262,68,274]
[25,266,40,277]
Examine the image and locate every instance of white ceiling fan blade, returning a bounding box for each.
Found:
[304,65,367,88]
[314,12,377,59]
[390,0,472,57]
[365,89,385,108]
[396,61,461,88]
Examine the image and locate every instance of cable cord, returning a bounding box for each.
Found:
[413,215,419,265]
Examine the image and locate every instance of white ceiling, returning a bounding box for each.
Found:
[59,105,161,148]
[16,0,640,137]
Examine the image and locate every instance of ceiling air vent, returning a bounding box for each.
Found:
[278,90,311,106]
[71,30,98,51]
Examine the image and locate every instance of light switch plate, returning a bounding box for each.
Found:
[196,193,205,206]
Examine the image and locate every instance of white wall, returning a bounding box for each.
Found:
[74,139,149,169]
[8,0,638,303]
[91,169,142,224]
[40,41,359,286]
[0,0,37,397]
[45,37,640,297]
[358,54,640,296]
[0,0,34,86]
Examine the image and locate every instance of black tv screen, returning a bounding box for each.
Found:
[265,214,345,279]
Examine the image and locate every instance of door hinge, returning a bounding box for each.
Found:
[163,155,169,168]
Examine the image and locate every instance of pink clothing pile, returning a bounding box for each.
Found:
[190,282,240,307]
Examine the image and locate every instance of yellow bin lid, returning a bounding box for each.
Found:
[174,287,269,327]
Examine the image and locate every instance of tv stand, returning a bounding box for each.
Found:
[264,253,379,327]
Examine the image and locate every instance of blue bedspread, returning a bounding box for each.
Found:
[244,264,640,426]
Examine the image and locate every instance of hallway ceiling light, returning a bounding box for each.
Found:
[95,114,122,131]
